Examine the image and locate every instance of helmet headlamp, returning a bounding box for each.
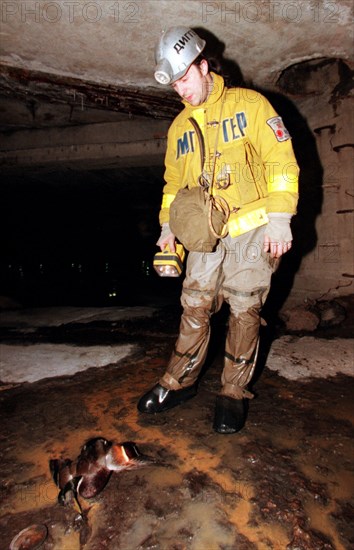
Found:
[154,58,173,85]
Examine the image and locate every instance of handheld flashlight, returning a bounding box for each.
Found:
[153,243,185,277]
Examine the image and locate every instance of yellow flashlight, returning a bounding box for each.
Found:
[153,243,185,277]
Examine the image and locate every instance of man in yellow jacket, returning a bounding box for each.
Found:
[138,27,299,433]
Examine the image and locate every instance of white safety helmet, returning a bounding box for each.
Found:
[154,26,206,85]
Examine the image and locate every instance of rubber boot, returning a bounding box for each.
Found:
[138,307,211,413]
[213,309,260,434]
[213,395,247,434]
[137,382,198,414]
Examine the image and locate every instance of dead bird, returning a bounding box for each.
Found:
[50,437,154,514]
[49,456,84,514]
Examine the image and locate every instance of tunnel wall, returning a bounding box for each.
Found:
[277,58,354,305]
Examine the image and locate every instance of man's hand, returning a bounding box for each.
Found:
[264,213,293,258]
[156,223,176,252]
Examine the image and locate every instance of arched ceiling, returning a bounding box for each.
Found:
[0,1,353,303]
[0,0,353,130]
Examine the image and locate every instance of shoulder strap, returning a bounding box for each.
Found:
[188,95,226,195]
[188,116,205,172]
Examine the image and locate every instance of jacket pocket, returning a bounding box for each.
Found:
[221,139,260,205]
[243,140,268,202]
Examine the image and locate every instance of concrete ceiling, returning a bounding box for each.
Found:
[0,1,353,301]
[0,0,353,132]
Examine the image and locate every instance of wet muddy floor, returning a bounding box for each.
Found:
[0,304,353,549]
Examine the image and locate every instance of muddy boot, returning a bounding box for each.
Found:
[213,395,247,434]
[214,310,260,433]
[138,306,212,414]
[137,382,197,414]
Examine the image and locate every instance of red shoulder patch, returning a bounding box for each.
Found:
[266,116,290,142]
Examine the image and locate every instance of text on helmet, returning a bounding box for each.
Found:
[174,29,197,54]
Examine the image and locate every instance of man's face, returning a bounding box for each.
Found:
[172,61,211,106]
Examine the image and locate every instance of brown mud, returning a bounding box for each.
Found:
[0,303,353,549]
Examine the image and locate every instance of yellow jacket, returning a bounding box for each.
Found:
[159,73,299,237]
